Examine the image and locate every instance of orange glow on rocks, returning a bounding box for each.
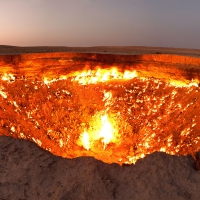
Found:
[0,52,200,165]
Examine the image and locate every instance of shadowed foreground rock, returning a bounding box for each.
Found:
[0,136,200,200]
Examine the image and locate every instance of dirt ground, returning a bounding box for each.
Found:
[0,136,200,200]
[0,45,200,57]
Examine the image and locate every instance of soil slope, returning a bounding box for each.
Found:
[0,136,200,200]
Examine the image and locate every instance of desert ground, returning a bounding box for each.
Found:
[0,46,200,200]
[1,45,200,57]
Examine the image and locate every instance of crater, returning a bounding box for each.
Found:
[0,51,200,165]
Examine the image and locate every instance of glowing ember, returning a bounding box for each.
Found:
[1,52,200,165]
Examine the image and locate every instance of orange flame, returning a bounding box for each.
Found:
[78,113,118,150]
[41,67,200,88]
[71,68,138,85]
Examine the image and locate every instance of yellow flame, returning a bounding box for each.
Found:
[79,113,117,150]
[42,67,199,88]
[98,114,114,146]
[1,73,15,82]
[169,79,199,88]
[103,91,112,101]
[123,70,138,79]
[79,130,90,150]
[72,68,138,85]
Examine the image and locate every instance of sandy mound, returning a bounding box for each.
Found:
[0,136,200,200]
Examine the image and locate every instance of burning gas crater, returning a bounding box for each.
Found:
[0,67,200,164]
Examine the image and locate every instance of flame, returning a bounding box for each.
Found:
[103,91,112,101]
[71,68,138,85]
[1,73,15,82]
[42,68,138,85]
[98,114,114,146]
[42,67,200,88]
[169,79,199,88]
[0,86,7,99]
[79,130,90,150]
[2,64,200,165]
[79,113,118,150]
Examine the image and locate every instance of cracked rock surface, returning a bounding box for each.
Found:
[0,136,200,200]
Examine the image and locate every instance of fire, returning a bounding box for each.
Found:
[78,113,118,150]
[79,130,90,150]
[98,114,115,146]
[71,67,138,85]
[1,73,15,82]
[41,67,199,88]
[40,68,138,85]
[170,79,199,88]
[1,60,200,165]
